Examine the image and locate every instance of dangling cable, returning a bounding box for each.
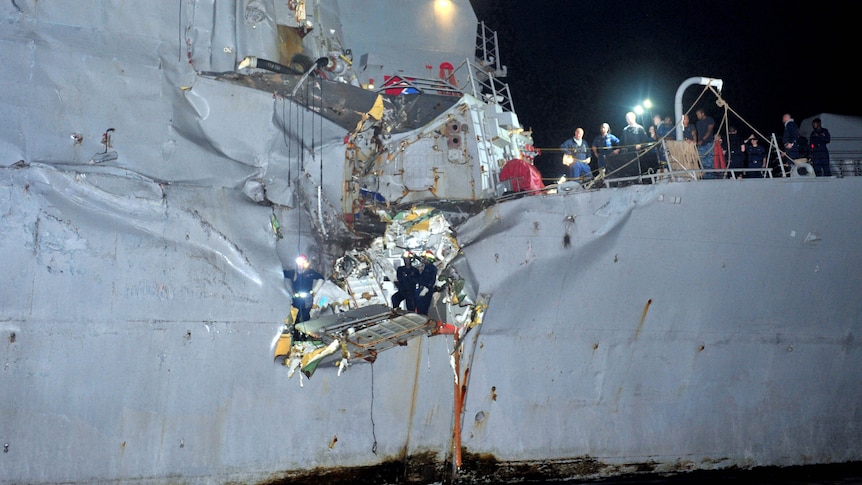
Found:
[319,81,324,187]
[370,361,378,454]
[311,82,317,172]
[295,93,303,257]
[282,97,292,187]
[300,82,307,172]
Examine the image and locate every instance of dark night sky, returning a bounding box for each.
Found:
[469,1,858,178]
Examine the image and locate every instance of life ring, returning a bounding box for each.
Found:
[791,159,816,177]
[439,62,455,85]
[438,62,458,95]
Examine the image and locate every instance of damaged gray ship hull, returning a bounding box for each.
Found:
[455,178,862,479]
[3,170,861,484]
[1,0,861,484]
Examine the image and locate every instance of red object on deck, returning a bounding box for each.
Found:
[714,142,726,170]
[500,158,545,193]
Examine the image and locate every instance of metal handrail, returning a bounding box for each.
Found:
[450,58,514,112]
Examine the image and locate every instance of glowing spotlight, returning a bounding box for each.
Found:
[433,0,455,25]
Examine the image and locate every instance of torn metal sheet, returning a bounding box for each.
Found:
[274,205,482,378]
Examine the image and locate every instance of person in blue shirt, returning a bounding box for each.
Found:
[590,122,620,170]
[650,114,675,167]
[682,114,697,143]
[283,254,325,323]
[808,118,831,176]
[657,115,676,140]
[560,127,593,181]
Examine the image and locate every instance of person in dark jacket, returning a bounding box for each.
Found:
[744,135,767,178]
[782,113,801,171]
[809,118,831,176]
[416,250,438,315]
[621,111,649,152]
[392,251,420,312]
[725,126,746,178]
[695,108,716,178]
[283,254,325,323]
[590,122,620,170]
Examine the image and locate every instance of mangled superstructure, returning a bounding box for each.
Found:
[207,1,534,374]
[274,206,486,380]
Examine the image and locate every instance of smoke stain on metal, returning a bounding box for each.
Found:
[255,451,448,485]
[563,233,571,248]
[255,457,862,484]
[454,451,644,484]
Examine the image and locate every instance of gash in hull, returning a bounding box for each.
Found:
[1,1,860,484]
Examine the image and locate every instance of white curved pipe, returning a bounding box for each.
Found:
[674,77,723,140]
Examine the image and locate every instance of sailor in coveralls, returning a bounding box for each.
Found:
[283,254,324,323]
[744,136,767,178]
[809,118,831,177]
[392,251,420,312]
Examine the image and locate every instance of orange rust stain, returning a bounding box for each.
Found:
[634,299,652,339]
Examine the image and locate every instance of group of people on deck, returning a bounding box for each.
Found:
[562,110,831,181]
[500,109,833,193]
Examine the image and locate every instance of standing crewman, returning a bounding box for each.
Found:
[781,113,801,173]
[283,254,325,323]
[416,250,438,315]
[391,251,420,312]
[809,118,831,177]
